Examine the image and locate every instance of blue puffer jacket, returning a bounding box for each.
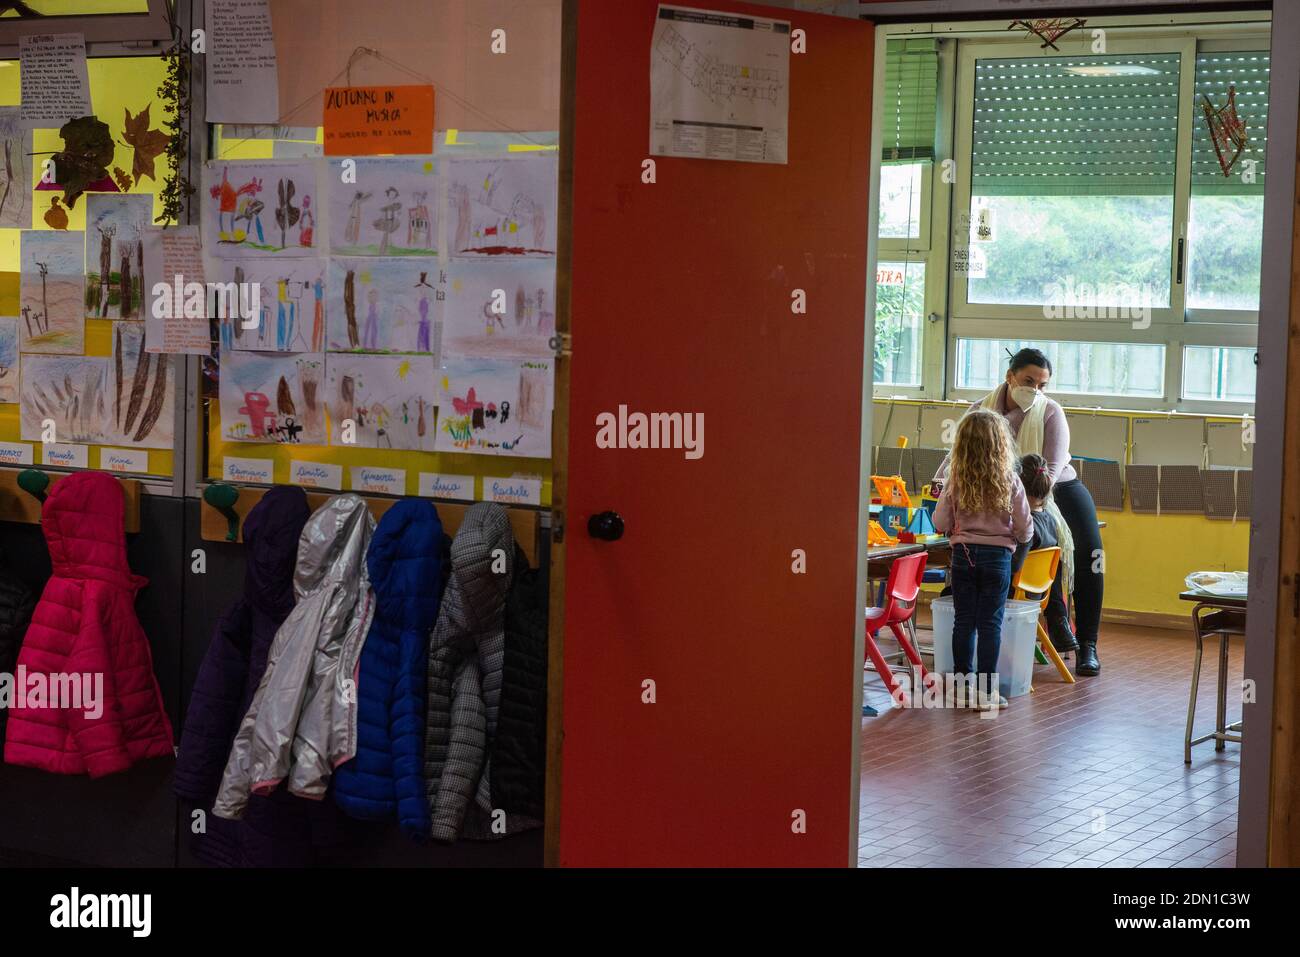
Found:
[334,498,444,837]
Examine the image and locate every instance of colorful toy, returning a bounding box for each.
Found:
[868,520,897,546]
[906,507,936,536]
[878,505,909,536]
[872,475,912,508]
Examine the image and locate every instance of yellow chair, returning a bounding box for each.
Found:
[1011,547,1076,686]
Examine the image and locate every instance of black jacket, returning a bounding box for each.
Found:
[489,543,548,821]
[0,570,36,740]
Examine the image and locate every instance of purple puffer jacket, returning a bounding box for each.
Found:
[174,486,354,866]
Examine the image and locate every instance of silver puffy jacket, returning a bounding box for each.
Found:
[214,495,376,819]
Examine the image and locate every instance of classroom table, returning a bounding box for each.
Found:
[1180,589,1246,764]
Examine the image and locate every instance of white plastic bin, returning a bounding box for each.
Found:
[929,595,1042,698]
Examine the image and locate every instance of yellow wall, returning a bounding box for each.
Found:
[1097,511,1249,617]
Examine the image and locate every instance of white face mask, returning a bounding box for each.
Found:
[1010,385,1041,412]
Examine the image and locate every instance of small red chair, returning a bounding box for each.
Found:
[865,551,930,701]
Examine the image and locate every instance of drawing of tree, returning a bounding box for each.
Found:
[97,224,115,317]
[36,260,50,334]
[373,187,400,254]
[275,177,300,250]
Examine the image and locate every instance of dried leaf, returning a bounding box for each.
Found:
[123,104,172,186]
[112,166,134,192]
[50,115,115,209]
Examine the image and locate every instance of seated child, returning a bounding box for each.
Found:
[1009,453,1076,652]
[1011,453,1057,576]
[932,410,1033,710]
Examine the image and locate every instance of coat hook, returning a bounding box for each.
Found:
[204,483,241,541]
[17,468,49,504]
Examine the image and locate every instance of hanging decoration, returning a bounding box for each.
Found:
[1201,84,1249,177]
[1007,17,1087,51]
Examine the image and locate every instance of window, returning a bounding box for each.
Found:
[1183,346,1256,402]
[878,163,923,240]
[1187,52,1270,313]
[955,338,1166,398]
[942,26,1268,413]
[875,262,925,385]
[966,53,1180,310]
[873,39,940,397]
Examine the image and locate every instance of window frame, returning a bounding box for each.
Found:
[0,0,171,50]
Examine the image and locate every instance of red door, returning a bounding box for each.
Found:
[559,0,874,866]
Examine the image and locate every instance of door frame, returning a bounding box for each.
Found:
[859,0,1298,868]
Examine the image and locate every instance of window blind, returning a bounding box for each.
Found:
[1192,52,1269,195]
[883,38,938,163]
[970,53,1181,196]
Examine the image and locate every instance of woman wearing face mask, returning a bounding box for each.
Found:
[932,348,1104,676]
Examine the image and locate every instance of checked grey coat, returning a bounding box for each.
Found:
[424,503,514,842]
[214,495,376,820]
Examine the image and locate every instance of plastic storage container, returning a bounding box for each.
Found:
[929,595,1041,698]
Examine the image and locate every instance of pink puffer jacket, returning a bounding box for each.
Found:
[3,472,173,777]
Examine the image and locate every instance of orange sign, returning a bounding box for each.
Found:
[323,84,434,156]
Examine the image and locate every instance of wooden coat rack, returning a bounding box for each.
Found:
[0,468,143,534]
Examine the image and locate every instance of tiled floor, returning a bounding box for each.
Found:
[859,616,1241,868]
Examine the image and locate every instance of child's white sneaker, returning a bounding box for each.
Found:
[976,691,1008,711]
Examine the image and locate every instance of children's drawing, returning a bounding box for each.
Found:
[327,157,438,256]
[219,350,326,445]
[326,256,443,355]
[20,355,112,444]
[435,357,553,458]
[111,321,174,449]
[326,354,436,451]
[0,108,32,229]
[445,155,558,258]
[20,230,85,354]
[215,258,327,353]
[441,260,556,359]
[0,317,19,403]
[203,161,318,258]
[85,194,153,320]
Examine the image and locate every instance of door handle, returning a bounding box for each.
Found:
[587,511,625,541]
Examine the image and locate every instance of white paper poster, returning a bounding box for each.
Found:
[650,5,790,164]
[206,0,280,124]
[147,226,212,355]
[19,33,92,129]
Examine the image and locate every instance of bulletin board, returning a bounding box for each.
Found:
[199,0,564,506]
[201,129,558,504]
[0,54,175,479]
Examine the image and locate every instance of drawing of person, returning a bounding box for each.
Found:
[417,292,431,353]
[374,187,401,255]
[408,191,431,249]
[364,287,380,350]
[287,280,307,351]
[311,276,325,352]
[345,191,371,246]
[276,277,289,350]
[299,195,315,248]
